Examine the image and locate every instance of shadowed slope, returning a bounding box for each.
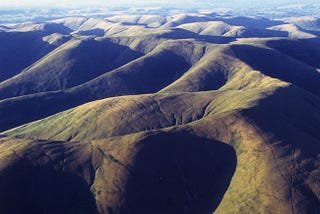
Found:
[1,14,320,214]
[2,84,320,213]
[268,24,317,39]
[3,37,320,132]
[0,138,99,214]
[4,87,275,141]
[265,38,320,68]
[0,130,237,214]
[243,87,320,210]
[114,131,237,214]
[217,16,284,29]
[70,39,204,99]
[213,86,320,213]
[0,37,143,99]
[0,31,65,82]
[0,40,208,132]
[176,21,288,38]
[160,45,234,93]
[6,22,72,34]
[179,86,320,213]
[0,90,92,132]
[0,27,235,101]
[230,44,320,96]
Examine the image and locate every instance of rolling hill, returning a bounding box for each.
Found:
[0,30,65,82]
[0,37,143,99]
[0,12,319,214]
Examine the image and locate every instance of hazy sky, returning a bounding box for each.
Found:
[0,0,319,8]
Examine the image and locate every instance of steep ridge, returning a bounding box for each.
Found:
[0,37,143,99]
[5,22,72,34]
[215,16,284,29]
[161,14,212,28]
[0,137,99,214]
[50,17,89,31]
[0,39,208,132]
[160,45,237,93]
[2,84,320,213]
[0,130,237,214]
[0,30,67,82]
[69,39,205,97]
[176,21,288,38]
[268,24,317,39]
[1,37,320,132]
[106,15,167,28]
[3,86,277,141]
[229,43,320,96]
[0,14,320,214]
[264,38,320,69]
[212,86,320,213]
[0,28,220,100]
[282,16,320,31]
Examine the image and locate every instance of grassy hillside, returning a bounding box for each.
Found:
[0,37,143,99]
[0,31,64,82]
[0,130,237,214]
[2,84,320,213]
[0,14,320,214]
[2,87,274,141]
[1,37,320,133]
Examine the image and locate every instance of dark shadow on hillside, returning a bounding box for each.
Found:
[118,131,237,214]
[77,28,105,36]
[75,49,192,99]
[164,16,211,28]
[238,28,288,38]
[64,38,144,88]
[160,28,236,44]
[0,38,144,100]
[0,47,191,132]
[0,31,58,82]
[0,91,80,132]
[230,44,320,96]
[241,85,320,213]
[0,151,98,214]
[121,21,149,27]
[265,38,320,69]
[215,16,284,28]
[39,22,73,35]
[160,27,288,43]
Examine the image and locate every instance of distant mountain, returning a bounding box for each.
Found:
[282,16,320,31]
[176,21,289,38]
[0,13,319,214]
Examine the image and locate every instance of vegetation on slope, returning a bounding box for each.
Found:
[0,13,320,214]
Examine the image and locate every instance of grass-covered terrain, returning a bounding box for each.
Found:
[0,13,319,214]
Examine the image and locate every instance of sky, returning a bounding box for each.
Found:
[1,0,319,8]
[0,0,178,7]
[0,0,319,23]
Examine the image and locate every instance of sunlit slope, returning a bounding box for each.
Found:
[176,21,288,38]
[1,84,319,213]
[3,86,279,141]
[0,39,207,132]
[0,30,68,82]
[0,14,320,214]
[1,36,320,133]
[0,31,209,100]
[0,130,237,214]
[0,37,143,100]
[190,86,320,213]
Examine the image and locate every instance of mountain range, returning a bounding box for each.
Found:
[0,12,319,214]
